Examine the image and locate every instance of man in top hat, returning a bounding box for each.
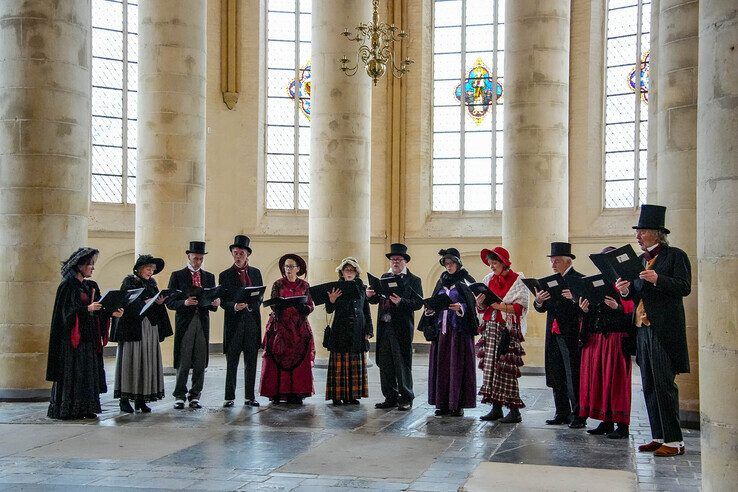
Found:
[166,241,219,409]
[218,235,263,408]
[533,242,587,428]
[367,243,424,411]
[615,205,691,457]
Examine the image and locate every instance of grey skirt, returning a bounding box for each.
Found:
[114,318,165,401]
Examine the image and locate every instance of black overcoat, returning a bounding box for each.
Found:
[325,278,373,353]
[218,265,263,354]
[422,270,478,338]
[165,267,216,369]
[109,274,173,343]
[534,267,585,387]
[624,244,691,374]
[369,270,424,348]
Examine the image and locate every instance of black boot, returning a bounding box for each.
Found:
[119,399,134,413]
[587,421,614,435]
[136,399,151,413]
[606,423,629,439]
[480,404,504,421]
[499,408,522,423]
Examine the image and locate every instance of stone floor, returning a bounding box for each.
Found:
[0,354,701,491]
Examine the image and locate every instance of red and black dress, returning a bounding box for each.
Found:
[578,296,634,425]
[259,277,315,401]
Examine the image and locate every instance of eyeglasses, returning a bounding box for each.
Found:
[284,264,298,270]
[389,258,405,263]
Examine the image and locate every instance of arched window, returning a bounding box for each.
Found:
[432,0,504,212]
[604,0,650,208]
[91,0,138,204]
[265,0,311,210]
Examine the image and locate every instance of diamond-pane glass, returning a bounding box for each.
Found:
[266,0,311,210]
[604,0,650,208]
[433,0,502,211]
[91,0,137,203]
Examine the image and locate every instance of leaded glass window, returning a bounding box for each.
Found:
[432,0,504,212]
[91,0,138,204]
[265,0,311,210]
[604,0,650,208]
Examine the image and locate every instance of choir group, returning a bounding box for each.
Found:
[44,205,692,458]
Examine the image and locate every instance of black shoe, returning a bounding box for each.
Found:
[223,400,235,408]
[119,399,134,414]
[480,405,504,421]
[375,400,397,409]
[246,399,260,407]
[271,396,281,404]
[499,408,521,423]
[346,399,360,405]
[332,399,342,406]
[139,401,151,413]
[286,396,303,405]
[189,400,202,409]
[587,422,615,435]
[569,416,587,429]
[174,400,185,409]
[606,424,629,439]
[397,402,412,411]
[83,413,99,420]
[450,409,464,417]
[546,414,569,425]
[435,408,450,416]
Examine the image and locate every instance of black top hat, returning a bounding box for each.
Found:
[186,241,208,255]
[438,248,463,266]
[633,204,670,234]
[547,242,576,260]
[385,243,411,262]
[133,254,165,275]
[229,235,252,253]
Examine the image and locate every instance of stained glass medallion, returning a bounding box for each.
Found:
[288,61,311,120]
[454,58,502,125]
[628,50,650,103]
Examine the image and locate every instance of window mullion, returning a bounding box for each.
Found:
[491,0,499,211]
[633,0,643,208]
[459,0,467,211]
[121,0,129,204]
[293,0,300,210]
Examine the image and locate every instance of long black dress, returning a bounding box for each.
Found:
[46,276,111,419]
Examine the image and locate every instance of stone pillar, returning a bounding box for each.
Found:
[697,2,738,488]
[646,0,659,203]
[502,1,570,366]
[136,0,207,367]
[655,0,699,424]
[0,1,91,400]
[309,1,372,360]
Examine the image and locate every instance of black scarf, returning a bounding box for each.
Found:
[441,267,470,288]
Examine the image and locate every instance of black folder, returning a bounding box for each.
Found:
[139,289,185,315]
[423,293,453,312]
[230,285,267,306]
[309,280,360,306]
[521,274,567,298]
[367,273,405,297]
[588,253,619,284]
[467,282,502,307]
[599,244,644,282]
[262,295,308,309]
[576,274,617,305]
[188,286,225,306]
[100,288,145,312]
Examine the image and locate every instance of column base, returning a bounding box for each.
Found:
[0,388,50,402]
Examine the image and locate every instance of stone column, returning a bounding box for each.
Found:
[697,2,738,488]
[655,0,699,424]
[309,1,372,361]
[646,0,659,203]
[136,0,207,367]
[502,1,570,366]
[0,1,91,400]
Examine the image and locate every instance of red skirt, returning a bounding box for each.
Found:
[579,332,632,424]
[259,341,315,399]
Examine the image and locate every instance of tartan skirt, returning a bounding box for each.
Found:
[478,320,526,409]
[325,351,368,401]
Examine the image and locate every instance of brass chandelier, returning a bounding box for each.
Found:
[339,0,414,86]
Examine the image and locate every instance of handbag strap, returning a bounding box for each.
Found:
[325,309,334,327]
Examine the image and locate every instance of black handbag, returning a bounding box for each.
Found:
[417,313,439,342]
[322,312,333,350]
[496,328,510,356]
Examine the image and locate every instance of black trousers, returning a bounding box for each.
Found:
[224,319,260,401]
[636,327,683,442]
[376,328,414,404]
[549,335,581,417]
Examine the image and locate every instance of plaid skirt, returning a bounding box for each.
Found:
[477,320,525,409]
[325,351,368,401]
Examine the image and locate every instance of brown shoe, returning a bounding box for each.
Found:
[638,441,663,452]
[653,444,685,457]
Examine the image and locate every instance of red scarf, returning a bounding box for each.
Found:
[483,269,519,322]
